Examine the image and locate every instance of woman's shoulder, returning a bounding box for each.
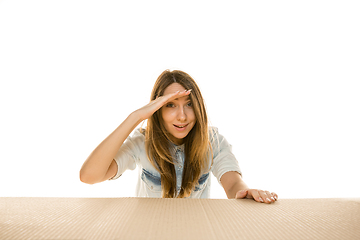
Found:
[209,126,219,134]
[208,126,229,148]
[127,128,146,143]
[208,126,220,140]
[208,126,234,160]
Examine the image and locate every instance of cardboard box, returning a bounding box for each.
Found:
[1,197,359,239]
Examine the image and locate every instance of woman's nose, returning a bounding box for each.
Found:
[177,107,187,121]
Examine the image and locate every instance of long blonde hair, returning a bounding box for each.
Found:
[145,70,211,198]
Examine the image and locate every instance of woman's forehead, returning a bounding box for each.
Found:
[163,83,187,95]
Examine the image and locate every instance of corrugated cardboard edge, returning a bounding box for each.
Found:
[1,197,359,240]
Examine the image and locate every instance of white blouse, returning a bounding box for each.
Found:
[110,127,242,198]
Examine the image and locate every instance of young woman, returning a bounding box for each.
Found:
[80,70,278,203]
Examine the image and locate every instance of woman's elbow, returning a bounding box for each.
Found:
[79,170,97,185]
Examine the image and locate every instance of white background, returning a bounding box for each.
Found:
[1,0,359,199]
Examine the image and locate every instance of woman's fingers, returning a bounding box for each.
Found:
[154,89,191,109]
[271,192,278,201]
[137,89,191,120]
[160,89,191,103]
[247,189,277,203]
[262,191,276,203]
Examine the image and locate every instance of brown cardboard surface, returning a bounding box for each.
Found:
[0,197,359,240]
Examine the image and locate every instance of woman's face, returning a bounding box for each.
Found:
[161,83,196,145]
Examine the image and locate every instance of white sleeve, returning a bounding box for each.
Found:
[109,130,142,180]
[210,128,242,184]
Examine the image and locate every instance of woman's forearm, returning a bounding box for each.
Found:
[79,112,142,184]
[221,171,249,199]
[226,178,249,199]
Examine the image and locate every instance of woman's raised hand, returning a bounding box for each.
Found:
[134,90,191,121]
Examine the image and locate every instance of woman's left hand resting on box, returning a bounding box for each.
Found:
[220,171,278,203]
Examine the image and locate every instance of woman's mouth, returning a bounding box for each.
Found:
[173,123,189,131]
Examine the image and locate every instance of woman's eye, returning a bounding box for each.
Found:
[186,102,192,107]
[166,103,175,108]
